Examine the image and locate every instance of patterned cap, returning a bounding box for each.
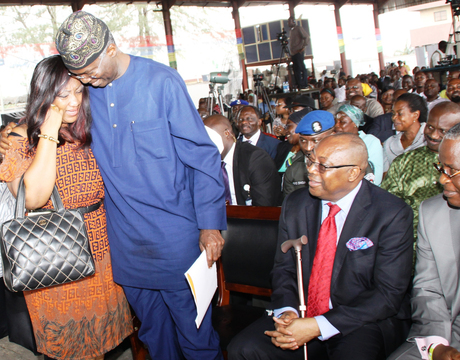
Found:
[337,104,364,127]
[55,11,109,70]
[295,110,335,135]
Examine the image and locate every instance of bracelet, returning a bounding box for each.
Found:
[38,134,59,144]
[428,343,442,360]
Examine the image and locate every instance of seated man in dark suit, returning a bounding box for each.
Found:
[236,105,280,159]
[204,115,281,207]
[228,133,414,360]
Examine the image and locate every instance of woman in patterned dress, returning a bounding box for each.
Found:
[0,55,132,360]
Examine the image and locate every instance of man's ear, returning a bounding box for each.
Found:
[258,119,263,127]
[107,43,117,58]
[348,166,362,182]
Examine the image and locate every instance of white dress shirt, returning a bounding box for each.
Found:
[223,143,237,205]
[242,129,261,145]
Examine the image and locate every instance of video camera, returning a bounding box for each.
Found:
[277,29,289,47]
[253,73,264,82]
[209,71,229,84]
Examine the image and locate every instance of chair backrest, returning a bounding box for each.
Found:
[217,205,281,306]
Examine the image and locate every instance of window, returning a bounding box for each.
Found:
[434,10,447,22]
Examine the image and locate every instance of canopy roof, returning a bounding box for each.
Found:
[0,0,441,14]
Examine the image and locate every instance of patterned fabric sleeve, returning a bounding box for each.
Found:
[0,137,33,182]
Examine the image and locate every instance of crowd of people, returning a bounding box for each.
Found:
[198,64,460,360]
[0,8,460,360]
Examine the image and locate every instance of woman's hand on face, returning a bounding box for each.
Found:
[41,104,64,137]
[274,125,287,137]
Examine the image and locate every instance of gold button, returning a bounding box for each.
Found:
[113,124,117,128]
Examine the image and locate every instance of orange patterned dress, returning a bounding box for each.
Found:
[0,135,133,360]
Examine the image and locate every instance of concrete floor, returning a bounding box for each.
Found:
[0,336,137,360]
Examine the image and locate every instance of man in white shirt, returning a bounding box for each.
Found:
[236,105,280,159]
[205,115,281,206]
[334,77,346,103]
[430,41,448,68]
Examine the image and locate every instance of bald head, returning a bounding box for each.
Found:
[319,133,369,171]
[308,133,368,202]
[204,115,235,158]
[204,114,231,131]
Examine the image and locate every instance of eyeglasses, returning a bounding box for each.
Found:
[68,51,105,80]
[345,85,360,90]
[306,153,359,173]
[433,162,460,179]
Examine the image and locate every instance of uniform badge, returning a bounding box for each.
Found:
[311,121,322,133]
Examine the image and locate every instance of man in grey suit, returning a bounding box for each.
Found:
[389,123,460,360]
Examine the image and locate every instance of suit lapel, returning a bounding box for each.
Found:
[232,143,243,205]
[303,197,321,273]
[331,182,371,289]
[443,205,460,311]
[256,133,265,147]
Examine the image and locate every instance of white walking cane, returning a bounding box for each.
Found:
[281,235,309,360]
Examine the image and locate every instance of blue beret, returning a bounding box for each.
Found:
[230,100,249,106]
[295,110,335,135]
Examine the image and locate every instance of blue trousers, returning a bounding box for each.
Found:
[123,285,223,360]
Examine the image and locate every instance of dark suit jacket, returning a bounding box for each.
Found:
[359,114,374,134]
[274,141,293,171]
[271,181,413,352]
[255,132,281,160]
[232,142,281,206]
[366,112,395,143]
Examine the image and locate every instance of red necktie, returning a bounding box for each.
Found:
[307,203,341,318]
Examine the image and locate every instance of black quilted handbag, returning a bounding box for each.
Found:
[0,176,95,292]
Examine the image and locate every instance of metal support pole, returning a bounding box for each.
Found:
[373,3,385,73]
[288,1,295,18]
[334,5,349,76]
[162,0,177,70]
[231,0,248,91]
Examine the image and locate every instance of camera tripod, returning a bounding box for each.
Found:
[207,82,227,116]
[274,30,291,92]
[253,78,276,125]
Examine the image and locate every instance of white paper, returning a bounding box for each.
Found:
[185,250,217,328]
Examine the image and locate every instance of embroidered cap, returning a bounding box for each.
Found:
[295,110,335,135]
[55,11,109,70]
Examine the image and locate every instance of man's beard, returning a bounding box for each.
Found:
[451,94,460,103]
